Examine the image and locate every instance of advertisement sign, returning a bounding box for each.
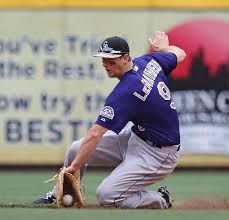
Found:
[166,19,229,155]
[0,10,149,164]
[0,10,228,166]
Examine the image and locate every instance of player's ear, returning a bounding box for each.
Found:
[122,54,129,62]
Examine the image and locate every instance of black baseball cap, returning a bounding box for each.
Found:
[93,36,130,58]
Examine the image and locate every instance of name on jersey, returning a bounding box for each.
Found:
[133,59,162,101]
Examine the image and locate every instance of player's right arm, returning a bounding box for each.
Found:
[65,124,108,177]
[148,31,186,63]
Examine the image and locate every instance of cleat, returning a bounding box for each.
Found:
[158,186,173,208]
[33,191,56,205]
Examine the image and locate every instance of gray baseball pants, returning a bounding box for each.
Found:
[51,126,179,209]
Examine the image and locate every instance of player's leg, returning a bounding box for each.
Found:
[64,127,131,170]
[49,129,130,197]
[33,126,131,204]
[96,132,179,209]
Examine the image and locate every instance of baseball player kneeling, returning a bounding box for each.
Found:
[34,31,186,209]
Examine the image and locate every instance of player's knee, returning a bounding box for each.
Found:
[67,141,80,158]
[69,140,81,154]
[64,140,82,166]
[96,183,113,205]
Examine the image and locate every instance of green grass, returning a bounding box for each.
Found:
[0,209,229,220]
[0,170,229,220]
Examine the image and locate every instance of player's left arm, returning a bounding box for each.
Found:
[148,31,186,63]
[161,45,186,63]
[65,124,108,177]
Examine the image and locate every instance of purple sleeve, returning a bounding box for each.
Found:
[150,52,177,74]
[95,92,136,134]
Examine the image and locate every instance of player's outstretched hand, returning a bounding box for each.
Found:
[65,165,80,179]
[56,167,85,208]
[148,31,169,52]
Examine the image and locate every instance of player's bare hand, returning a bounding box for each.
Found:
[65,165,80,179]
[148,31,169,52]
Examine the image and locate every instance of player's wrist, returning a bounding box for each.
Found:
[156,46,170,52]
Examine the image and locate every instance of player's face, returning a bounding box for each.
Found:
[102,55,129,79]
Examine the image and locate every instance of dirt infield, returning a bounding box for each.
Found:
[174,197,229,210]
[85,197,229,209]
[87,197,229,210]
[0,197,228,209]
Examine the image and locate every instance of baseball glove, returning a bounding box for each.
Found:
[56,167,85,208]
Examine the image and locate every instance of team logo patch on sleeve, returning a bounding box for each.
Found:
[100,106,114,120]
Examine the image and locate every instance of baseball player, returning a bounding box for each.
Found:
[34,31,186,208]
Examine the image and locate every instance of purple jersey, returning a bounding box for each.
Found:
[96,52,180,146]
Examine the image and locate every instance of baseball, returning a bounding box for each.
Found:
[62,194,74,207]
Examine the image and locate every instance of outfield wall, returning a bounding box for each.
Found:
[0,1,228,167]
[0,0,229,9]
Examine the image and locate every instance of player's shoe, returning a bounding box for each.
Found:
[157,186,173,208]
[33,191,56,205]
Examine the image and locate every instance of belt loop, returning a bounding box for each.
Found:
[177,145,180,151]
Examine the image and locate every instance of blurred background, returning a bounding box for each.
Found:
[0,0,229,169]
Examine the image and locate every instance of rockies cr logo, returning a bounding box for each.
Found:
[102,41,108,49]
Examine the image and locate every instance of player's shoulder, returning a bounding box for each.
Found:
[135,52,177,72]
[133,53,152,63]
[117,73,139,90]
[110,70,140,97]
[135,52,175,60]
